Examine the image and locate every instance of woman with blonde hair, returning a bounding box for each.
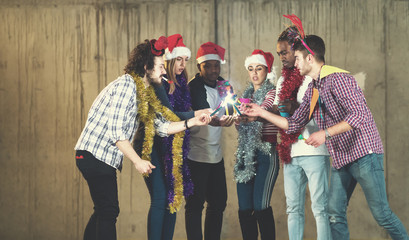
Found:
[145,34,199,240]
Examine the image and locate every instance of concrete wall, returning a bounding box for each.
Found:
[0,0,408,239]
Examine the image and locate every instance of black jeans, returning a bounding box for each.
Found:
[185,159,228,240]
[76,150,119,240]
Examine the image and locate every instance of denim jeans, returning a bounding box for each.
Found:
[144,139,176,240]
[284,155,331,240]
[185,159,227,240]
[328,153,409,240]
[237,149,279,211]
[76,150,119,240]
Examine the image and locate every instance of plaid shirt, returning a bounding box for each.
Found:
[287,67,383,169]
[75,74,170,169]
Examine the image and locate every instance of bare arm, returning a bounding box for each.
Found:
[167,113,212,134]
[116,140,156,174]
[243,103,289,130]
[327,121,353,136]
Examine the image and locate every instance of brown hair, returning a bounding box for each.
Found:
[124,39,164,77]
[165,58,188,94]
[293,35,326,63]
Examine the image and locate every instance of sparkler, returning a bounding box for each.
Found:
[209,92,242,116]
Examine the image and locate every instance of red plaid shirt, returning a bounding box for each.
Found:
[287,67,383,169]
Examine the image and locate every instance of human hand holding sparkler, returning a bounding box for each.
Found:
[192,113,212,126]
[195,108,213,117]
[242,103,266,118]
[210,92,242,117]
[219,115,235,127]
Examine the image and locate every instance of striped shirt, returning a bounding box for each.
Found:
[260,89,279,143]
[287,67,383,169]
[75,74,170,170]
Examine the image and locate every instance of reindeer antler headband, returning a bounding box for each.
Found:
[283,14,315,55]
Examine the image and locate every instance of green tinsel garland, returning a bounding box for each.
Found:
[234,79,275,183]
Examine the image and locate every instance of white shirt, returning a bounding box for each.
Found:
[188,85,224,163]
[274,75,329,157]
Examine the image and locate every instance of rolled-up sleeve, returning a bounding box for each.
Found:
[331,74,366,129]
[107,77,137,142]
[154,113,171,137]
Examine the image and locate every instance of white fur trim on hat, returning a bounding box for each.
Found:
[164,46,191,60]
[266,66,277,84]
[196,54,226,64]
[244,54,267,69]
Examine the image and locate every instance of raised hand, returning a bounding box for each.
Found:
[219,115,235,127]
[194,108,213,117]
[194,113,212,126]
[242,103,265,117]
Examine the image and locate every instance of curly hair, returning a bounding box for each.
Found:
[277,26,299,45]
[124,39,164,77]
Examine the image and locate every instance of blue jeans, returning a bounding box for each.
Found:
[237,149,279,211]
[144,139,176,240]
[284,155,331,240]
[329,153,409,240]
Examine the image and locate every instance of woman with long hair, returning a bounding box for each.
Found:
[235,49,280,240]
[142,34,201,240]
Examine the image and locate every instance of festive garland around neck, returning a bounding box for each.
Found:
[277,67,304,164]
[162,73,194,203]
[131,72,185,213]
[234,79,275,183]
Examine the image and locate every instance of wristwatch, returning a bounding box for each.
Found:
[325,129,332,140]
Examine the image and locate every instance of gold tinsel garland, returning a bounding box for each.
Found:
[131,73,186,213]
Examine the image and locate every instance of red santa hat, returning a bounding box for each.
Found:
[196,42,226,64]
[244,49,274,72]
[244,49,276,81]
[150,36,168,56]
[164,34,191,60]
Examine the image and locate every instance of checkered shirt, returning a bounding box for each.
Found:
[75,74,170,169]
[287,71,384,169]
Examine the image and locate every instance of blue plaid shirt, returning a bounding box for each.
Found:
[287,67,384,169]
[75,74,170,169]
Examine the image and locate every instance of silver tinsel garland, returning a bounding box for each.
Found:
[234,79,275,183]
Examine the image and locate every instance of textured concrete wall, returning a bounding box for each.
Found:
[0,0,408,239]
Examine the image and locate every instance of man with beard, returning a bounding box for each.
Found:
[273,27,331,240]
[185,42,235,240]
[74,37,211,240]
[244,34,409,240]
